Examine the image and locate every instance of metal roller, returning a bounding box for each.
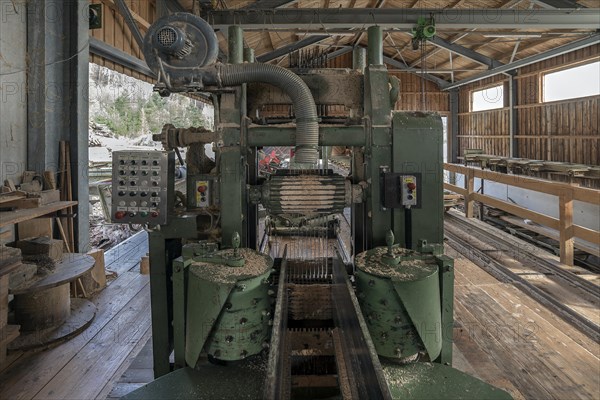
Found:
[261,171,350,218]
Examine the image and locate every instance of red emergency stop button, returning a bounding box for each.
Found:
[407,182,417,190]
[115,211,126,220]
[151,211,159,218]
[197,185,207,193]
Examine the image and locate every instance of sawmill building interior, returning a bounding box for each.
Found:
[0,1,599,399]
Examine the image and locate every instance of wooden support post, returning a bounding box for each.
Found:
[559,190,574,266]
[465,169,475,218]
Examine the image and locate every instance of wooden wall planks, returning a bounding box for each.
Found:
[90,0,156,83]
[458,45,600,165]
[329,52,451,113]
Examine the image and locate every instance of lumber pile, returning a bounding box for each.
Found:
[0,245,22,368]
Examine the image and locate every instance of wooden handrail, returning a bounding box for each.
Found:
[444,163,600,205]
[444,163,600,266]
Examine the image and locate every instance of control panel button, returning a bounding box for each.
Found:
[115,211,127,220]
[131,171,137,176]
[129,191,137,196]
[140,192,148,197]
[400,175,418,207]
[151,211,159,218]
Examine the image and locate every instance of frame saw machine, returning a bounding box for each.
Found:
[110,12,512,400]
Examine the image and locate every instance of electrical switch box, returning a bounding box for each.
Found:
[111,150,175,225]
[195,180,211,208]
[382,172,421,209]
[400,175,418,207]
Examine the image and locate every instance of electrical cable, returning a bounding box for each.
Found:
[0,42,88,77]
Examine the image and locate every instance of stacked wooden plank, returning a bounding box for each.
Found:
[464,153,600,182]
[0,245,22,367]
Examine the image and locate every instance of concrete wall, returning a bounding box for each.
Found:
[0,0,89,251]
[0,0,28,184]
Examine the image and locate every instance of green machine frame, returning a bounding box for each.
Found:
[146,25,453,378]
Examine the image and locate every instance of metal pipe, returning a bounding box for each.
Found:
[244,47,255,63]
[114,0,144,49]
[352,47,367,72]
[367,26,383,66]
[228,25,244,64]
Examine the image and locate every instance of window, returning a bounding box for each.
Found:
[543,61,600,102]
[471,84,504,112]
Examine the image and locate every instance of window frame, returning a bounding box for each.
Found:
[541,58,600,104]
[470,83,506,112]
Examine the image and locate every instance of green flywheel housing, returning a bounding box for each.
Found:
[355,241,443,362]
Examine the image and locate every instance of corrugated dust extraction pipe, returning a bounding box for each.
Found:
[215,63,319,164]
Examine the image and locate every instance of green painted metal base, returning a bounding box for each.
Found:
[122,358,267,400]
[381,362,513,400]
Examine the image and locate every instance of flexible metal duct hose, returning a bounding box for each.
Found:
[219,64,319,164]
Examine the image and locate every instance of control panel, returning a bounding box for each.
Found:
[400,175,418,207]
[111,150,175,225]
[382,172,421,209]
[195,180,211,208]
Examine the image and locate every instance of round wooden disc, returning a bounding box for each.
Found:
[11,254,96,295]
[9,298,96,351]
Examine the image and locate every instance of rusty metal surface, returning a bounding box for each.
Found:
[331,258,393,400]
[288,284,333,320]
[264,252,290,400]
[247,70,364,120]
[265,232,391,399]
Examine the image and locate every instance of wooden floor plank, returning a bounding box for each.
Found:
[0,271,149,400]
[33,285,152,400]
[447,223,600,326]
[104,232,148,276]
[479,284,600,396]
[452,318,525,400]
[456,285,596,400]
[95,329,153,400]
[454,297,556,400]
[450,342,479,379]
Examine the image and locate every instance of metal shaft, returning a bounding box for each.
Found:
[228,25,244,64]
[244,47,255,63]
[353,47,367,72]
[368,26,383,66]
